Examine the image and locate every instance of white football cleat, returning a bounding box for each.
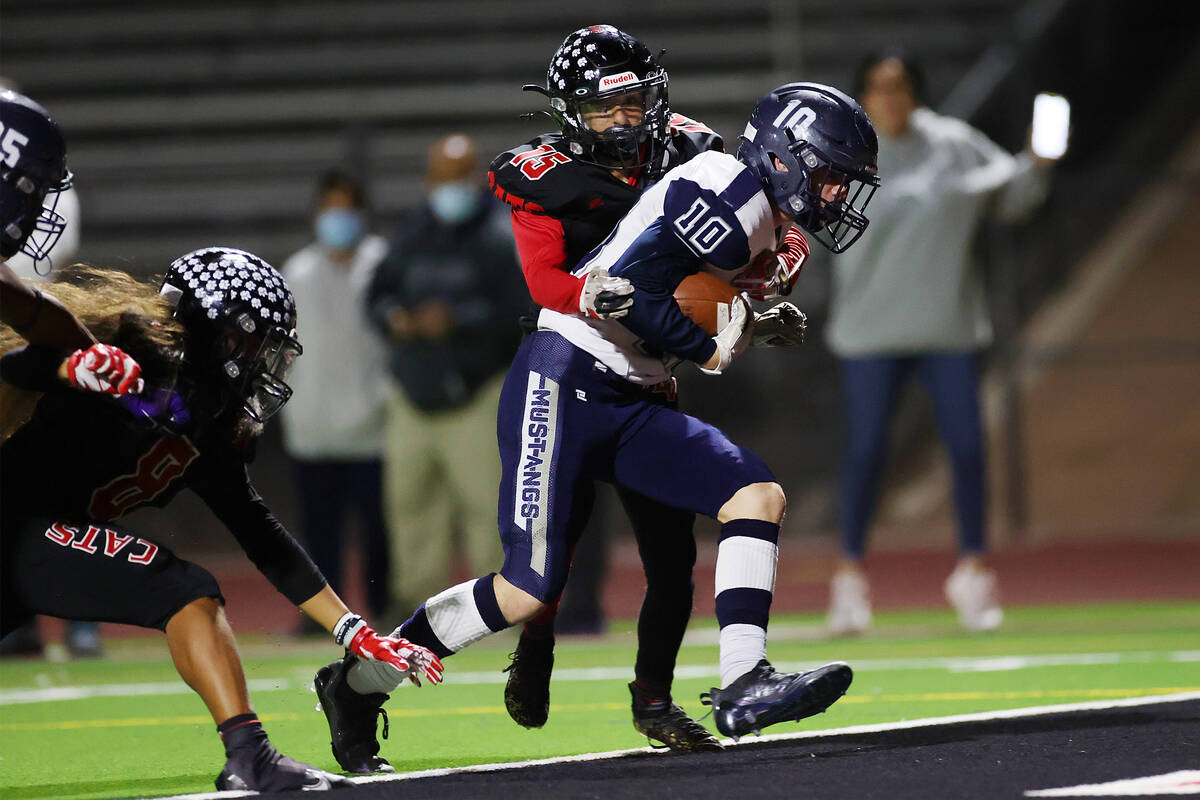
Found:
[944,561,1003,632]
[827,569,872,635]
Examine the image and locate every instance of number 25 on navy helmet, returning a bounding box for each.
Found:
[0,90,73,262]
[738,82,880,253]
[526,24,670,174]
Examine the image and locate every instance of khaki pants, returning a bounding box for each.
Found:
[383,373,506,616]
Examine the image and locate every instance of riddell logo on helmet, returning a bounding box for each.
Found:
[599,72,638,91]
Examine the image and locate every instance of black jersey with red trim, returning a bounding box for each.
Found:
[489,113,725,268]
[0,352,325,605]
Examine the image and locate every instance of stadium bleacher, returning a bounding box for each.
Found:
[1,0,1022,270]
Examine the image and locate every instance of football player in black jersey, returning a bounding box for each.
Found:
[492,25,724,753]
[0,249,444,791]
[313,25,808,763]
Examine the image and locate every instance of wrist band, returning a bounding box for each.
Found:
[333,612,366,647]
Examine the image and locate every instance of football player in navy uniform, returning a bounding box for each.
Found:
[0,246,444,791]
[341,82,879,743]
[318,25,811,761]
[489,25,809,749]
[489,24,732,751]
[0,90,143,395]
[314,25,807,762]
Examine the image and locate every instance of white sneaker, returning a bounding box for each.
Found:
[828,570,872,635]
[944,562,1003,631]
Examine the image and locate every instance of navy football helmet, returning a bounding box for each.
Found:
[738,83,879,253]
[526,25,670,174]
[160,247,301,423]
[0,90,73,262]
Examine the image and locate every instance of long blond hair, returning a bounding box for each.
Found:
[0,265,185,439]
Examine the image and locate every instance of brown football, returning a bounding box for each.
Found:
[673,272,740,335]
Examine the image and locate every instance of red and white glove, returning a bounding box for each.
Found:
[334,613,444,687]
[776,225,810,291]
[733,226,810,300]
[700,293,753,375]
[64,343,144,395]
[579,266,634,320]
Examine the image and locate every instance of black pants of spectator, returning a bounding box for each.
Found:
[294,458,390,618]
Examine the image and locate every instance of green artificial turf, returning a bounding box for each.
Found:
[1,601,1196,800]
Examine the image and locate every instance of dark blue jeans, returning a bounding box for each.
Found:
[838,352,986,560]
[294,459,390,616]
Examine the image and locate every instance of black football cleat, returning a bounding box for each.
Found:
[700,660,853,740]
[314,652,394,774]
[630,681,723,752]
[503,628,555,728]
[216,730,351,791]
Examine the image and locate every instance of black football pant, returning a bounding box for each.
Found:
[1,512,222,637]
[559,480,695,696]
[619,486,696,696]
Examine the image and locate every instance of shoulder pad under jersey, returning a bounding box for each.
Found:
[666,112,725,164]
[660,151,776,272]
[489,134,615,218]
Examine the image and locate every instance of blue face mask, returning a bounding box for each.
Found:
[428,181,480,225]
[315,208,366,250]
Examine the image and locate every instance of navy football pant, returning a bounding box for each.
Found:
[497,331,774,604]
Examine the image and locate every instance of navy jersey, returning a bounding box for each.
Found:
[537,151,781,384]
[0,359,325,605]
[489,113,725,270]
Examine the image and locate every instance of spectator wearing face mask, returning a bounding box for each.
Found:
[366,134,529,617]
[279,170,392,632]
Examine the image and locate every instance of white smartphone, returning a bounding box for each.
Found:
[1031,92,1070,159]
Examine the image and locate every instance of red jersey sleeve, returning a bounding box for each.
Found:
[509,207,585,314]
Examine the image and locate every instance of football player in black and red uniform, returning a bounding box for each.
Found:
[490,25,725,753]
[313,25,808,764]
[0,247,443,792]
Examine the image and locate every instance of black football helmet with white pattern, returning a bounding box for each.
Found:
[526,25,670,174]
[0,90,73,262]
[160,247,301,422]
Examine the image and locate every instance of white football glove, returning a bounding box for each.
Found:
[700,294,753,375]
[751,302,807,348]
[579,266,634,320]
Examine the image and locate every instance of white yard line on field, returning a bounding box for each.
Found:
[3,650,1199,705]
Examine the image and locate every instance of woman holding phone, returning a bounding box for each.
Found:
[825,50,1064,636]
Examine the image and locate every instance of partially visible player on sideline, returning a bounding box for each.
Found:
[0,90,141,393]
[342,82,879,743]
[0,244,444,791]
